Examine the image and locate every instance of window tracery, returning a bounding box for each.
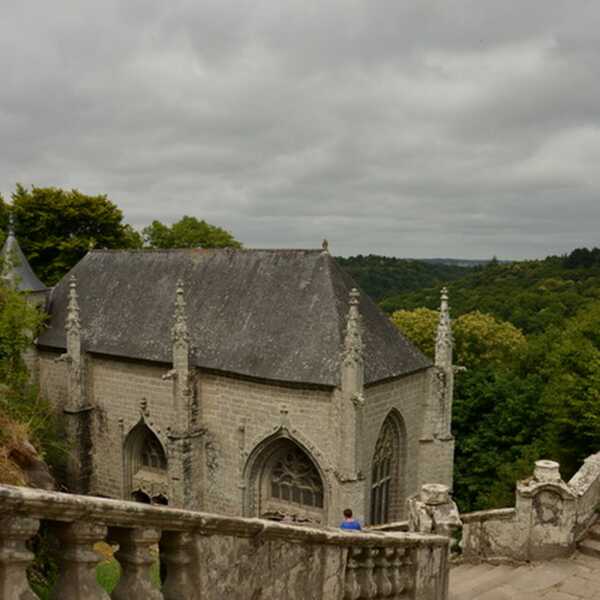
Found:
[269,447,324,509]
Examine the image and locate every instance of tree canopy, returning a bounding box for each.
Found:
[143,215,241,249]
[10,185,143,285]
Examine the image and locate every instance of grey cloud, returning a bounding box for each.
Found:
[2,0,600,260]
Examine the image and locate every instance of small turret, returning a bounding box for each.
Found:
[0,219,46,292]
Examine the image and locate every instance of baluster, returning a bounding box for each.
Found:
[344,547,361,600]
[358,548,378,599]
[374,547,392,597]
[50,521,110,600]
[109,527,163,600]
[0,515,40,600]
[389,547,406,599]
[159,531,196,600]
[399,550,413,597]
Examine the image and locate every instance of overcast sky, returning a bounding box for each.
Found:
[2,1,599,259]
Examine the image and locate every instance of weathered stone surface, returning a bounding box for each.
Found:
[462,453,600,563]
[0,483,450,600]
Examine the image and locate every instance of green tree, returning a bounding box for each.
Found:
[143,215,241,249]
[541,300,600,475]
[10,185,143,285]
[0,195,9,246]
[391,308,526,369]
[391,308,439,358]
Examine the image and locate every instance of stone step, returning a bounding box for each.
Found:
[450,564,496,596]
[578,536,600,559]
[587,522,600,541]
[454,565,515,600]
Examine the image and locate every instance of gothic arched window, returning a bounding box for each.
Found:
[123,421,169,505]
[370,415,403,525]
[251,438,325,523]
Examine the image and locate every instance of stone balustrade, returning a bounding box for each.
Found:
[0,484,450,599]
[462,456,600,562]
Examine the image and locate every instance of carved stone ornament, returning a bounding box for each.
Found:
[343,288,363,366]
[435,287,453,367]
[172,279,189,345]
[66,275,81,334]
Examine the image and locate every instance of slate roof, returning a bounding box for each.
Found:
[37,249,431,386]
[0,231,46,292]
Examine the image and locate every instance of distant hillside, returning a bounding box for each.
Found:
[336,254,472,301]
[420,258,511,267]
[381,248,600,334]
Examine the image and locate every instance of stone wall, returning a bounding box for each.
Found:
[462,457,600,562]
[364,371,454,521]
[35,345,441,527]
[0,484,450,600]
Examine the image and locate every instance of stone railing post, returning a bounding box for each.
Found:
[373,548,393,597]
[109,527,163,600]
[50,521,110,600]
[159,531,196,600]
[0,515,40,600]
[344,547,361,600]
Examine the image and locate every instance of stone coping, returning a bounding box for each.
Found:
[0,485,449,548]
[367,521,409,532]
[460,508,516,524]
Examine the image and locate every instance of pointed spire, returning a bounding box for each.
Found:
[1,217,46,291]
[172,279,189,345]
[343,288,363,366]
[66,275,81,334]
[435,287,453,368]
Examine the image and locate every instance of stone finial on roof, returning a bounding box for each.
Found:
[343,288,363,366]
[435,287,452,369]
[172,279,189,345]
[66,275,81,334]
[321,239,329,254]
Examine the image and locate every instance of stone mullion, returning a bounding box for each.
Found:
[109,527,163,600]
[49,521,110,600]
[0,515,40,600]
[159,531,195,600]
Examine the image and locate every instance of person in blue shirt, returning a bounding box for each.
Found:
[340,508,362,531]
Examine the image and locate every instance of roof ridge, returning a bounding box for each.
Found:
[89,248,324,254]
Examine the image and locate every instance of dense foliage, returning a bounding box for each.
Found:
[9,185,143,285]
[388,248,600,512]
[337,255,471,301]
[143,215,241,249]
[0,280,63,484]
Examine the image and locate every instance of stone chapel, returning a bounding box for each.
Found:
[2,234,455,527]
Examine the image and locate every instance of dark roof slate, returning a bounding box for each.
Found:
[37,249,431,386]
[0,232,47,292]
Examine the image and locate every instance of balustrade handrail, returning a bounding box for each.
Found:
[0,484,449,548]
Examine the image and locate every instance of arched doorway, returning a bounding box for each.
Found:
[246,437,325,524]
[370,411,405,525]
[123,421,169,505]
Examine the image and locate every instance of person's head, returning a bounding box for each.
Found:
[343,508,353,519]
